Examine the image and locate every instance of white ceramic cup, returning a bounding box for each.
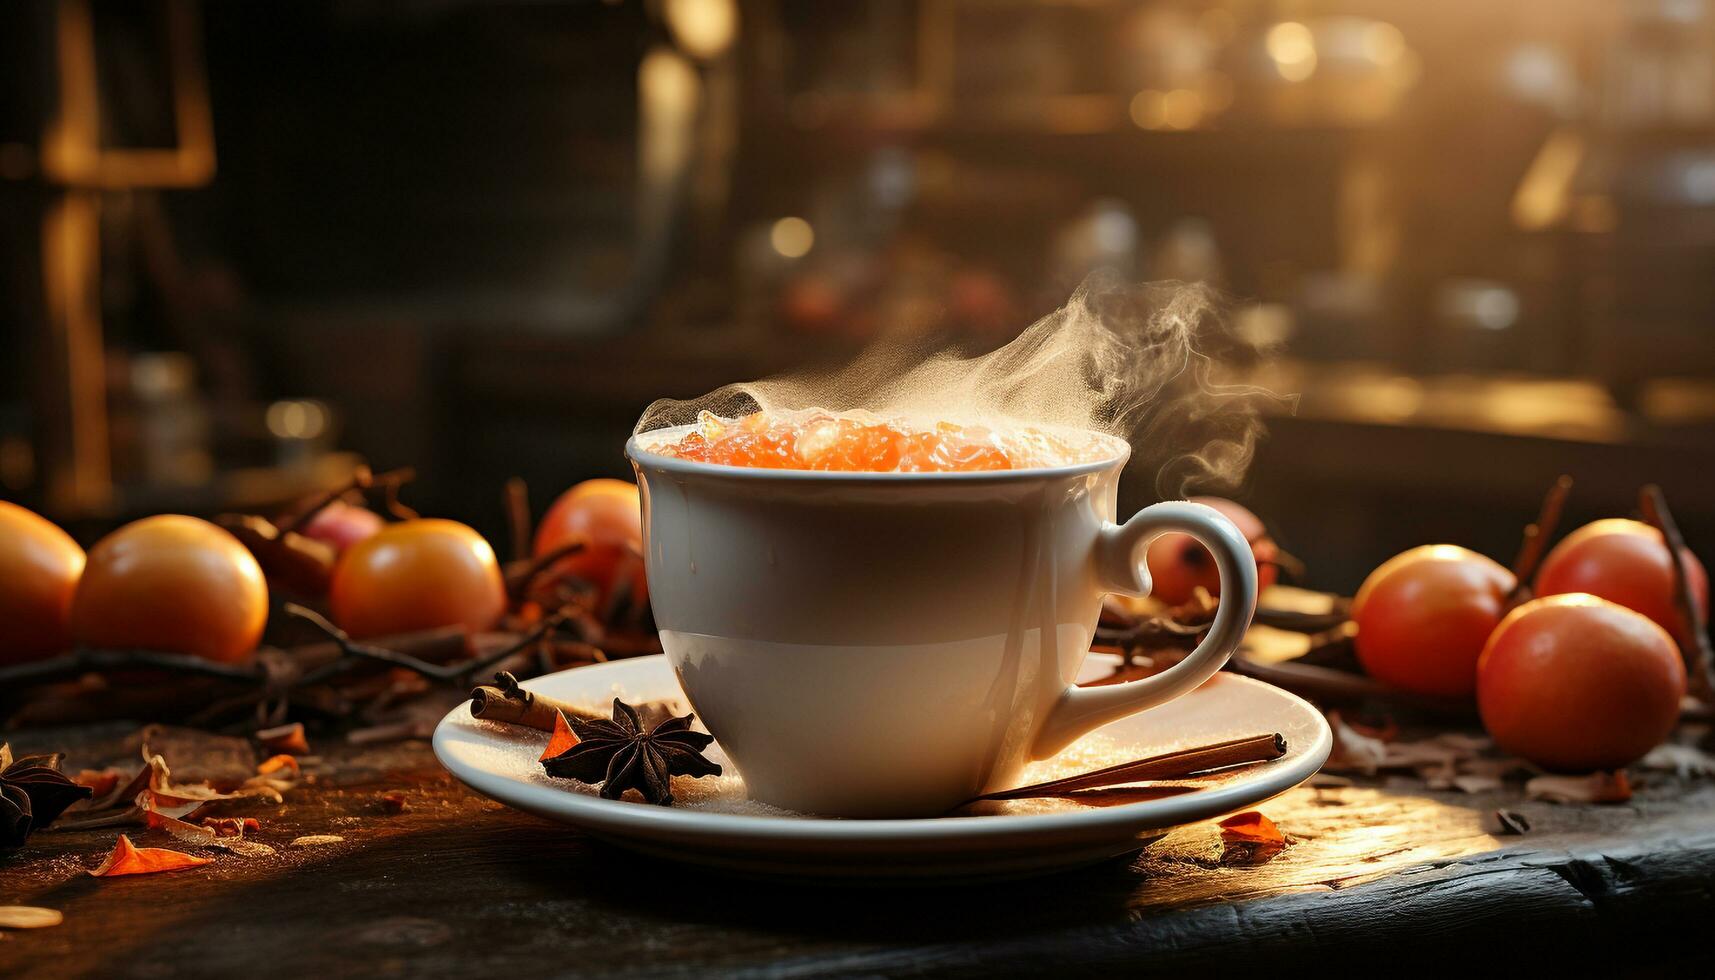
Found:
[627,428,1257,817]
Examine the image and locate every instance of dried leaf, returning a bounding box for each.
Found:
[221,838,278,857]
[1639,743,1715,779]
[1526,770,1633,804]
[289,835,345,847]
[1323,712,1485,781]
[1218,810,1286,846]
[201,817,260,837]
[1451,774,1504,794]
[144,808,218,847]
[1324,712,1388,774]
[147,755,266,807]
[1430,732,1493,753]
[84,760,156,813]
[257,754,300,776]
[1486,809,1531,835]
[137,726,257,787]
[237,776,292,802]
[0,906,63,930]
[1459,756,1528,780]
[538,710,580,762]
[1218,815,1288,864]
[73,770,122,799]
[88,834,213,877]
[256,723,311,756]
[143,794,208,822]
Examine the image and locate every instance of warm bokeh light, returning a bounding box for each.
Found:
[1130,90,1166,129]
[1512,129,1584,230]
[664,0,737,61]
[769,216,814,258]
[265,399,329,440]
[1362,22,1406,66]
[1161,89,1204,129]
[1131,89,1204,130]
[1267,21,1318,82]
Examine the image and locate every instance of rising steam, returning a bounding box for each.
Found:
[635,272,1295,497]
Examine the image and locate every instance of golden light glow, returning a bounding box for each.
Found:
[1161,89,1203,129]
[770,217,814,258]
[1200,72,1235,113]
[1130,90,1166,129]
[1511,129,1584,231]
[638,47,699,187]
[664,0,738,60]
[1572,194,1617,234]
[266,400,329,440]
[1131,89,1203,130]
[1199,7,1236,43]
[1362,22,1406,66]
[1266,22,1318,82]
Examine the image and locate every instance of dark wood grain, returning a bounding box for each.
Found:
[2,721,1712,979]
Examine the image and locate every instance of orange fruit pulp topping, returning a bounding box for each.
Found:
[651,411,1114,473]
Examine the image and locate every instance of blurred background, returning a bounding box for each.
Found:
[3,0,1714,592]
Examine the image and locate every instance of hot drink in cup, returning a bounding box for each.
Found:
[628,410,1257,817]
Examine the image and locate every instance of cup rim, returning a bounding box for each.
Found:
[625,426,1132,484]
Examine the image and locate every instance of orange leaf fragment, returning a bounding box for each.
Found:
[88,834,212,877]
[73,770,121,799]
[257,754,300,776]
[1218,810,1285,846]
[257,722,311,756]
[539,710,580,762]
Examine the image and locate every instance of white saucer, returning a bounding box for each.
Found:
[432,654,1332,880]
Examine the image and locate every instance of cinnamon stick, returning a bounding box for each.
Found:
[468,671,604,730]
[969,732,1286,803]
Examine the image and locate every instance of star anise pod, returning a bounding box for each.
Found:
[1,743,94,849]
[542,699,720,805]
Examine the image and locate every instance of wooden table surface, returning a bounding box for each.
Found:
[3,713,1712,979]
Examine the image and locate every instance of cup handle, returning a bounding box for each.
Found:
[1032,501,1257,760]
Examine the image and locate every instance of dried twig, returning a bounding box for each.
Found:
[505,540,588,603]
[280,466,416,534]
[0,648,265,687]
[1640,484,1715,702]
[1505,474,1572,607]
[1252,605,1351,634]
[283,604,569,685]
[1095,617,1208,649]
[504,477,532,564]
